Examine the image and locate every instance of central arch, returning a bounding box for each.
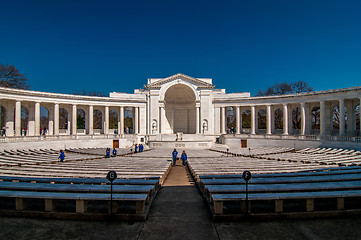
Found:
[164,84,196,134]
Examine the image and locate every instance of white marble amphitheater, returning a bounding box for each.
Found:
[0,73,360,150]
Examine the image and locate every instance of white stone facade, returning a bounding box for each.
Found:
[0,73,360,145]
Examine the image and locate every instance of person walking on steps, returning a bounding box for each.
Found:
[181,150,187,166]
[172,149,178,167]
[58,150,65,162]
[135,144,138,153]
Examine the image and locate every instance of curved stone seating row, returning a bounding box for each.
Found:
[187,156,336,177]
[0,176,160,220]
[0,148,174,220]
[193,166,361,220]
[258,148,361,166]
[297,148,360,155]
[67,147,135,156]
[210,147,294,157]
[0,149,103,167]
[0,175,160,185]
[0,149,172,182]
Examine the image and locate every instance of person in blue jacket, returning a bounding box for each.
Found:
[135,144,138,153]
[139,144,143,152]
[105,148,110,158]
[112,148,117,157]
[181,150,187,166]
[172,149,178,167]
[58,150,65,162]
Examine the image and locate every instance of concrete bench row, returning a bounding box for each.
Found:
[0,153,173,183]
[0,175,160,185]
[260,150,361,166]
[0,177,160,220]
[296,148,361,155]
[210,147,294,157]
[187,156,337,178]
[193,165,361,220]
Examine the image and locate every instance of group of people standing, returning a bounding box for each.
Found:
[172,149,187,167]
[105,147,118,158]
[133,143,144,153]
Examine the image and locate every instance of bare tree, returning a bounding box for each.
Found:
[292,81,313,93]
[273,83,293,95]
[0,64,29,89]
[256,81,312,97]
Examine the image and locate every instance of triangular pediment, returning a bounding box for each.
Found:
[145,73,215,90]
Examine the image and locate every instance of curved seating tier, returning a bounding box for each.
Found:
[0,148,172,220]
[187,148,361,220]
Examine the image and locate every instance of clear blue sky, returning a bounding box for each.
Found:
[1,0,360,96]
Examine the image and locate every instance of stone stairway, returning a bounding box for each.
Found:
[137,161,219,240]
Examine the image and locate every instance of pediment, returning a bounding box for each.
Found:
[145,73,215,90]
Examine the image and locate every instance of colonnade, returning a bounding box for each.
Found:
[218,98,361,137]
[1,100,142,137]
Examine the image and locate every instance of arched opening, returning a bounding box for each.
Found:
[332,105,347,134]
[226,107,236,133]
[93,109,103,132]
[274,108,283,131]
[242,110,251,133]
[40,107,49,135]
[77,109,86,130]
[311,107,320,134]
[164,84,196,134]
[59,108,68,133]
[109,110,118,134]
[124,107,133,134]
[1,106,6,136]
[292,107,301,132]
[21,106,29,136]
[257,109,266,132]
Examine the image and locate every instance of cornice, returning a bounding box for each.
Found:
[145,73,215,90]
[0,87,146,104]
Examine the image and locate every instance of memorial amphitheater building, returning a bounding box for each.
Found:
[0,73,360,150]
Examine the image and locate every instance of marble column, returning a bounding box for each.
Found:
[320,101,326,136]
[134,107,139,134]
[72,104,77,135]
[236,106,240,134]
[54,103,59,135]
[104,106,109,134]
[300,102,306,135]
[339,99,345,136]
[266,105,272,135]
[5,101,15,136]
[15,101,21,136]
[251,105,256,135]
[35,102,40,136]
[196,106,200,134]
[48,105,54,135]
[88,105,93,135]
[160,106,165,134]
[221,107,226,134]
[283,104,289,135]
[120,106,124,134]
